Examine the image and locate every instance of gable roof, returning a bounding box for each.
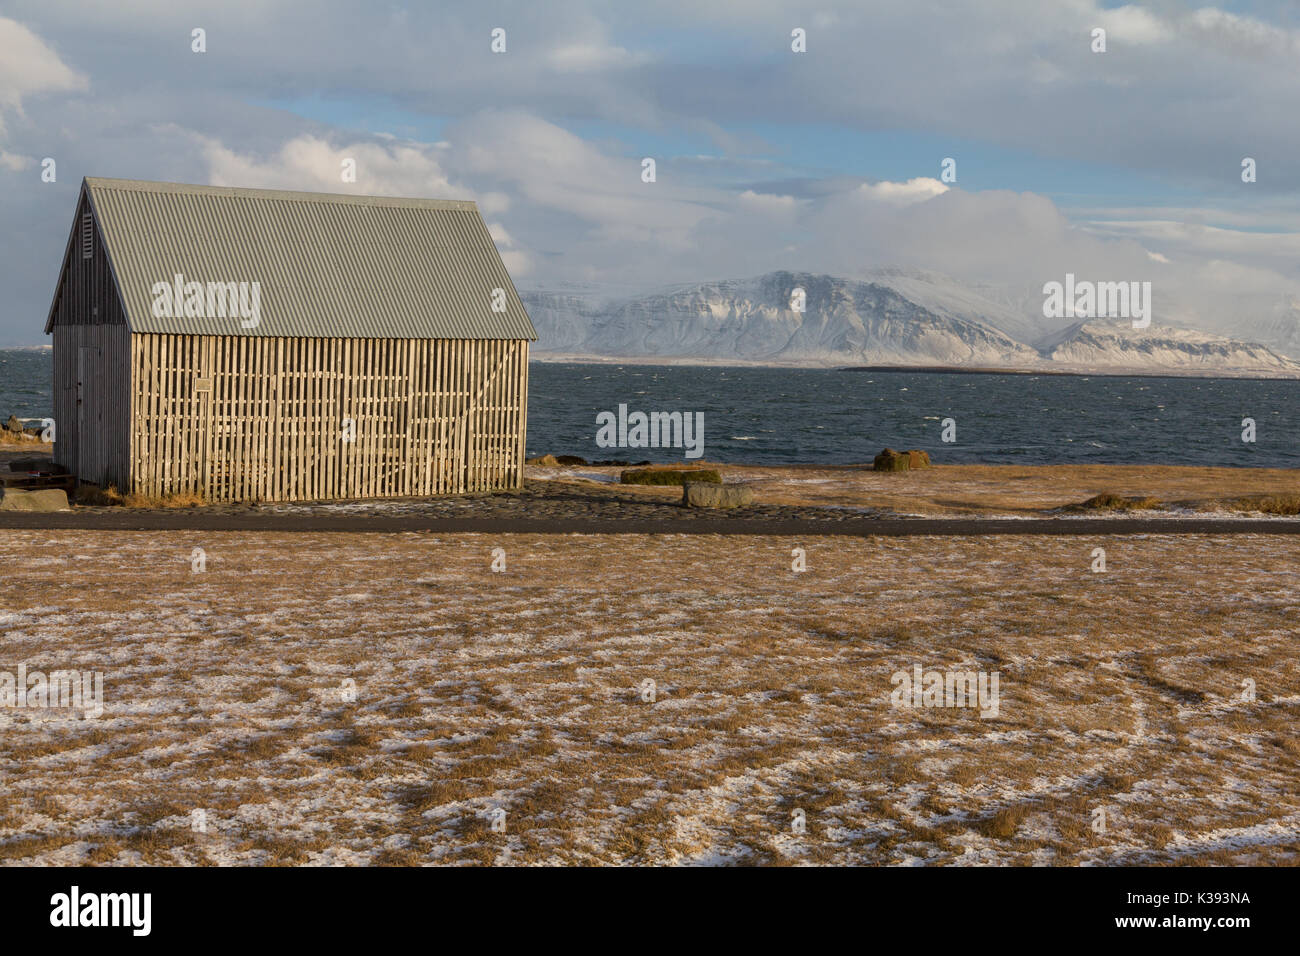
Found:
[47,177,536,340]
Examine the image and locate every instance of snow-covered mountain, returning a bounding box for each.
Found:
[1236,297,1300,360]
[521,270,1300,375]
[525,272,1040,367]
[1039,320,1300,373]
[857,267,1047,345]
[516,290,601,352]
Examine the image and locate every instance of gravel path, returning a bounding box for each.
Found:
[4,448,1298,534]
[1,479,1297,535]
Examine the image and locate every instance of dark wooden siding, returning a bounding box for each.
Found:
[47,191,128,330]
[49,191,132,487]
[51,324,131,486]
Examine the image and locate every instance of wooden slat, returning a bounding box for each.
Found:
[93,333,527,502]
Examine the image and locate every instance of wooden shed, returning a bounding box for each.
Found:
[44,177,537,502]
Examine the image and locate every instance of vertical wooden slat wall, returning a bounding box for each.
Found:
[129,334,528,502]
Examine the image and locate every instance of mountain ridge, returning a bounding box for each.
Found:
[521,270,1300,377]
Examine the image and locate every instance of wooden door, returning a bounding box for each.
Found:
[76,345,96,483]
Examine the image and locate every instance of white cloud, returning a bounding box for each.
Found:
[853,177,949,206]
[197,132,462,200]
[0,17,86,133]
[548,42,648,73]
[1099,5,1173,46]
[1187,7,1298,57]
[0,150,30,171]
[737,190,799,214]
[499,249,533,277]
[443,111,716,248]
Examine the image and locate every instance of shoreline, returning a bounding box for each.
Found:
[529,351,1300,380]
[838,364,1300,380]
[6,343,1300,379]
[4,445,1298,528]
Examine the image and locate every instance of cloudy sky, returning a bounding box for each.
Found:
[2,0,1300,346]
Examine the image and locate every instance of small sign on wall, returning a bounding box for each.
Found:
[194,378,212,392]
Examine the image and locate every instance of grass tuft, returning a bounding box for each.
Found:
[978,804,1031,840]
[74,484,206,508]
[1075,493,1163,511]
[1221,494,1300,516]
[621,468,721,486]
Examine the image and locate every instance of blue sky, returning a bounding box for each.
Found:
[2,0,1299,346]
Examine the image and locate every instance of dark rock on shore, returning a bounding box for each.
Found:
[0,488,70,512]
[873,448,932,472]
[682,482,754,509]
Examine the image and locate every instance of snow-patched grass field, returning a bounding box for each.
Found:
[1,530,1297,865]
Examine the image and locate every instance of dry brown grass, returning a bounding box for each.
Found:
[73,484,206,508]
[1221,494,1300,516]
[71,484,123,506]
[1069,491,1300,515]
[978,804,1033,840]
[0,529,1297,866]
[1074,493,1163,511]
[0,441,53,457]
[529,461,1300,516]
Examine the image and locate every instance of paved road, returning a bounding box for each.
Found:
[2,511,1297,535]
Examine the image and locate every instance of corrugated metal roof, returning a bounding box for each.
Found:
[72,177,536,340]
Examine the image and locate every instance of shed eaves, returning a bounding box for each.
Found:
[65,177,537,340]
